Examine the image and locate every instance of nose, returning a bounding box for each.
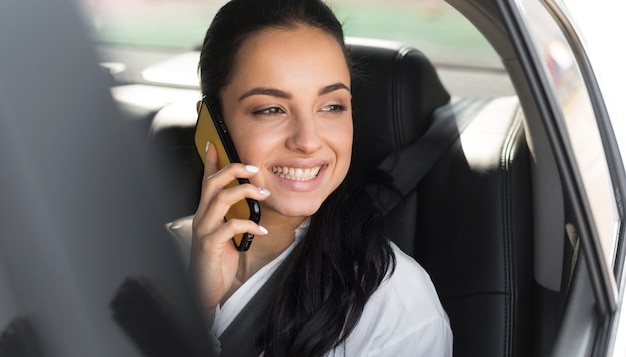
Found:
[286,111,323,154]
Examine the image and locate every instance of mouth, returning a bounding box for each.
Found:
[271,165,322,181]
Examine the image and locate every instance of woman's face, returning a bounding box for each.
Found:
[220,25,353,220]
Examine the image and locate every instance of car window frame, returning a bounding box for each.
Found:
[499,0,623,317]
[541,0,626,277]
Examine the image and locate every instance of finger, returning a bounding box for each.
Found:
[213,183,270,212]
[195,141,219,218]
[222,218,268,239]
[194,183,270,232]
[203,141,219,178]
[209,218,269,244]
[193,216,268,251]
[202,141,260,184]
[198,163,262,210]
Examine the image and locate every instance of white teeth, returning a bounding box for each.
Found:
[272,166,321,181]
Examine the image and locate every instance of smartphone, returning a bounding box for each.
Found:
[194,100,261,251]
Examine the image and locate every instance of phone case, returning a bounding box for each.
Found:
[194,101,261,251]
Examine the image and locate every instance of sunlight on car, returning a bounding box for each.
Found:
[520,0,620,269]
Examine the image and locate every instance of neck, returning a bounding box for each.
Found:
[236,211,305,282]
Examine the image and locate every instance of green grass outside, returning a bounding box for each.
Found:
[332,2,500,67]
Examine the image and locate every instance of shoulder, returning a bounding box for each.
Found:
[378,242,449,329]
[336,242,453,356]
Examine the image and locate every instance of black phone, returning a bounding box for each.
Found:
[194,100,261,251]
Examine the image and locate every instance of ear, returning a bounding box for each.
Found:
[196,100,202,114]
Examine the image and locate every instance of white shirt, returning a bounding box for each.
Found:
[167,217,453,356]
[328,243,453,356]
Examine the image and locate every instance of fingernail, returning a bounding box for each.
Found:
[259,225,269,235]
[205,141,210,153]
[258,187,270,196]
[245,165,259,173]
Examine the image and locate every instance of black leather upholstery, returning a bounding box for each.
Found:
[144,102,203,223]
[141,39,533,356]
[347,39,450,176]
[413,97,533,356]
[348,40,533,357]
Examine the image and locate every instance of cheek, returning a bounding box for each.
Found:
[231,134,268,166]
[229,117,353,168]
[330,121,353,162]
[225,119,268,164]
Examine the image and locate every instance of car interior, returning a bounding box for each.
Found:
[1,0,617,356]
[111,34,580,356]
[103,0,617,353]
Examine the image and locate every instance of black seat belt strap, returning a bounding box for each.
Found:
[367,97,492,215]
[218,251,293,357]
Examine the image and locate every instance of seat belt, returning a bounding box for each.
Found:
[218,250,294,357]
[367,97,492,215]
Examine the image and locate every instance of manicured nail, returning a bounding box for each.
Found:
[245,165,259,173]
[258,187,270,196]
[259,225,269,235]
[205,141,210,153]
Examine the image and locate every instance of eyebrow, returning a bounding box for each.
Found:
[238,87,290,101]
[238,82,351,101]
[319,82,351,95]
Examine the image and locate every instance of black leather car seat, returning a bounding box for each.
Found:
[142,38,534,357]
[347,39,533,357]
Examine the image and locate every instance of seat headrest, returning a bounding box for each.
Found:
[347,38,450,176]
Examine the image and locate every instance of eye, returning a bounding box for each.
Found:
[321,103,348,113]
[252,106,285,116]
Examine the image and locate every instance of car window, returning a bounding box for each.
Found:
[80,0,501,70]
[516,0,620,289]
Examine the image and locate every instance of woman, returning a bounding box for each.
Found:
[191,0,452,355]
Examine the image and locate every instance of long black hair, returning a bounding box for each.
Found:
[199,1,395,355]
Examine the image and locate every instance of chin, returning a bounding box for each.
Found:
[264,199,324,219]
[279,205,321,218]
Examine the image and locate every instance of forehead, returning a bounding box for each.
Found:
[237,24,345,58]
[227,25,350,88]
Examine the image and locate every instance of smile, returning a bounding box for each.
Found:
[271,166,322,181]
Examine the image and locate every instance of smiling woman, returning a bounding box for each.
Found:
[188,0,452,356]
[5,0,626,356]
[217,26,353,217]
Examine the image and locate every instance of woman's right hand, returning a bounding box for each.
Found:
[190,141,270,314]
